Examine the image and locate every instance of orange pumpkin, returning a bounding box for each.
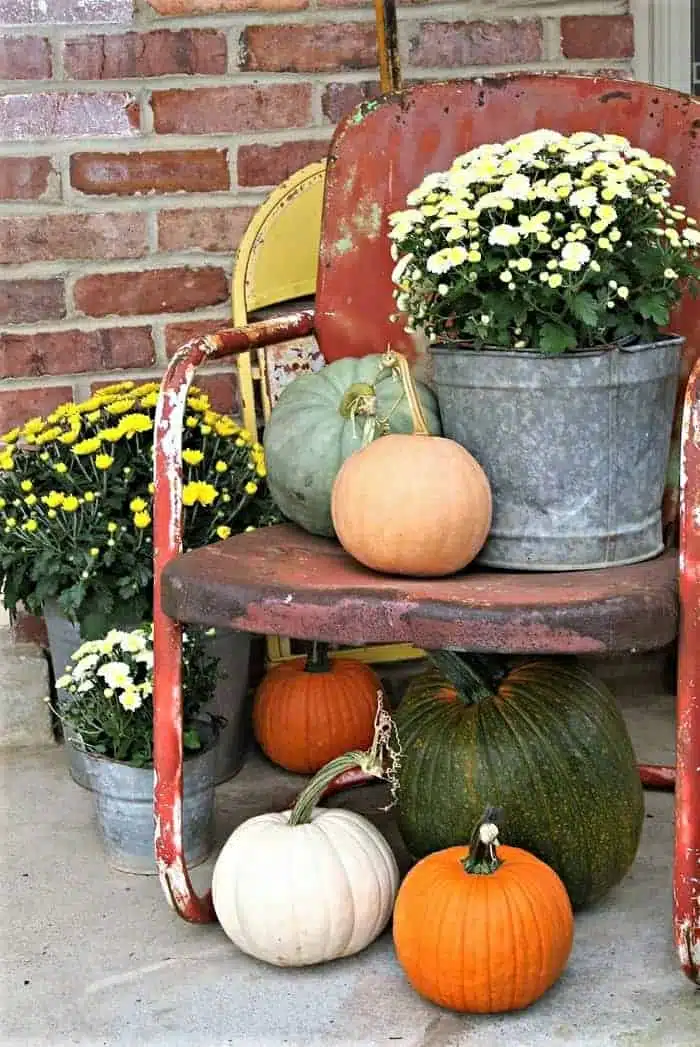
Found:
[393,807,574,1013]
[331,351,492,577]
[252,642,383,773]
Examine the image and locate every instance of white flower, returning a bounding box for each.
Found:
[120,631,147,654]
[617,286,629,300]
[97,661,133,690]
[77,679,94,693]
[499,270,514,283]
[569,186,598,210]
[560,242,591,271]
[426,245,468,274]
[488,224,521,247]
[391,253,414,284]
[56,674,72,689]
[682,228,700,246]
[119,689,143,712]
[501,173,531,200]
[480,314,491,324]
[664,268,678,279]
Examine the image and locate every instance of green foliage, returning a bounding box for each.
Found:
[389,130,700,352]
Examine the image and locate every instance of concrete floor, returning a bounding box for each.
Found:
[1,682,697,1047]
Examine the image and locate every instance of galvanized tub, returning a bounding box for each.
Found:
[83,723,217,874]
[43,601,252,788]
[429,337,683,571]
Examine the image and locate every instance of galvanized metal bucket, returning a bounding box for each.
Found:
[43,601,252,788]
[429,337,683,571]
[83,723,218,874]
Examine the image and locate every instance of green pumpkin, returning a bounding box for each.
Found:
[264,354,442,536]
[394,651,644,909]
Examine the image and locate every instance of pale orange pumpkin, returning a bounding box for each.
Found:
[393,807,575,1013]
[252,642,383,773]
[331,351,492,577]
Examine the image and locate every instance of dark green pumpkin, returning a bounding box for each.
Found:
[394,651,644,909]
[264,354,441,537]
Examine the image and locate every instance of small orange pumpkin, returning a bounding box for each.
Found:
[331,351,492,577]
[252,642,383,773]
[393,807,574,1013]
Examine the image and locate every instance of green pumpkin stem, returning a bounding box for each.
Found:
[304,640,332,674]
[427,649,493,704]
[339,383,380,447]
[463,806,505,875]
[288,700,396,826]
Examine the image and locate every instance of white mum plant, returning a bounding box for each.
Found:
[389,130,699,353]
[51,625,219,766]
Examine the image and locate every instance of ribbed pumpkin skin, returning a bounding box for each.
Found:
[264,354,441,537]
[331,433,492,576]
[393,844,574,1012]
[253,657,382,773]
[394,659,645,909]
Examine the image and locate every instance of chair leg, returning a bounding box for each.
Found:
[675,360,700,984]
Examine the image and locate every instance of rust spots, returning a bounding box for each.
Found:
[600,90,632,103]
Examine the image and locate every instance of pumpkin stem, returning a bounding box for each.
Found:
[287,699,400,826]
[463,806,505,875]
[381,348,431,436]
[304,640,332,674]
[427,649,494,704]
[339,383,380,447]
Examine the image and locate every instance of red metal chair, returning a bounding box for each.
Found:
[152,75,700,984]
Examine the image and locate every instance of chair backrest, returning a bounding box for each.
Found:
[316,75,699,380]
[232,160,326,434]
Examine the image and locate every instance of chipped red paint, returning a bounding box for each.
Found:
[152,313,314,923]
[676,357,700,984]
[638,765,676,789]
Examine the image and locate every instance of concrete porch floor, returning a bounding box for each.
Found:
[1,682,697,1047]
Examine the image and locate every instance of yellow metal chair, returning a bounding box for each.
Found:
[231,161,422,668]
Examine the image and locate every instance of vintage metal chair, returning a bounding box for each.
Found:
[152,74,699,984]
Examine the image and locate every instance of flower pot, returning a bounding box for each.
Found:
[81,723,218,874]
[43,602,252,788]
[429,336,683,570]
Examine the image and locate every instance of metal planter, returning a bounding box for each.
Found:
[429,337,683,571]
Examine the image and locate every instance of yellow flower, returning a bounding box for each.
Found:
[43,491,65,508]
[20,479,32,492]
[139,392,158,409]
[62,495,80,512]
[244,481,258,496]
[255,463,267,478]
[216,525,231,540]
[97,381,134,397]
[73,437,102,456]
[23,418,44,435]
[54,462,68,474]
[86,410,101,423]
[0,452,14,471]
[94,454,114,470]
[0,427,20,444]
[199,424,212,435]
[35,427,62,446]
[130,497,148,513]
[215,420,238,437]
[22,519,38,533]
[58,428,80,445]
[148,482,154,494]
[0,497,4,509]
[548,274,563,289]
[106,398,135,415]
[107,522,118,533]
[215,460,228,474]
[24,494,37,506]
[187,396,210,413]
[90,547,99,556]
[185,416,198,429]
[182,449,204,466]
[47,509,57,519]
[84,491,96,502]
[97,427,122,442]
[133,511,151,529]
[118,413,152,436]
[182,481,218,507]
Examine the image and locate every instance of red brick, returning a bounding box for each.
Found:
[158,206,255,253]
[408,19,542,68]
[0,213,147,264]
[146,0,306,11]
[0,156,53,199]
[241,23,377,73]
[0,386,74,435]
[237,139,330,188]
[0,327,154,379]
[73,267,228,318]
[0,1,133,23]
[322,81,381,123]
[64,29,226,80]
[561,16,634,60]
[0,93,139,142]
[196,372,240,415]
[0,35,51,79]
[0,279,64,324]
[152,85,311,134]
[70,150,229,196]
[9,609,48,649]
[165,318,229,357]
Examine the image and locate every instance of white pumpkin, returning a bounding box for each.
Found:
[212,706,401,967]
[212,806,399,967]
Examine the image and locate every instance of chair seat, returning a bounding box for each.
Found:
[161,524,678,655]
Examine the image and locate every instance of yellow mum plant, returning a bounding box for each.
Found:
[389,130,699,353]
[0,381,280,637]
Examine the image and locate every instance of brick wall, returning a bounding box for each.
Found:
[0,0,636,433]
